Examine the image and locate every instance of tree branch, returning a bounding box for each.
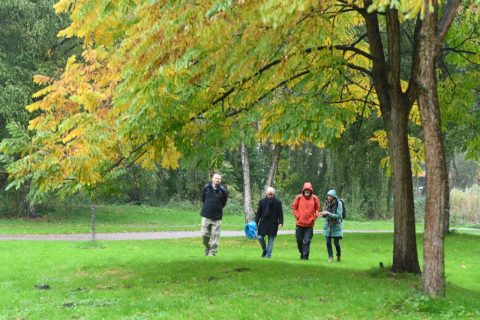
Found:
[406,17,422,108]
[363,0,390,109]
[449,28,480,50]
[356,84,375,137]
[211,35,372,106]
[438,58,456,105]
[442,46,477,55]
[326,97,379,107]
[386,9,402,94]
[225,69,311,118]
[102,137,154,177]
[345,63,372,76]
[336,0,367,16]
[436,0,462,43]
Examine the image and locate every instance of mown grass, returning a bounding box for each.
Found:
[0,233,479,319]
[0,204,477,235]
[0,205,418,235]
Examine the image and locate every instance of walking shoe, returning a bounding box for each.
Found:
[337,256,341,262]
[328,256,333,263]
[262,250,267,258]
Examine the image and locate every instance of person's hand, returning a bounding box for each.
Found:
[278,224,283,228]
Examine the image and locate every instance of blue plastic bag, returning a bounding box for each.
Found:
[244,221,257,240]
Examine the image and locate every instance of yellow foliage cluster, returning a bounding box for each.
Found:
[370,130,425,176]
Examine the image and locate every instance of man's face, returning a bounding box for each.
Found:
[212,174,222,186]
[303,190,311,197]
[266,191,274,199]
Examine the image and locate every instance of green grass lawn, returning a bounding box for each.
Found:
[0,204,477,235]
[0,204,408,235]
[0,233,478,319]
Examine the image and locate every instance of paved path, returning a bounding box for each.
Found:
[1,228,477,241]
[0,229,394,241]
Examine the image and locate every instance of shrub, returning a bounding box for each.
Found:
[450,185,480,225]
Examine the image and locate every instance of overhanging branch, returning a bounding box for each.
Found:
[211,36,372,106]
[225,69,311,118]
[345,63,372,76]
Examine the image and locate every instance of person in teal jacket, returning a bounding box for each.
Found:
[319,189,343,262]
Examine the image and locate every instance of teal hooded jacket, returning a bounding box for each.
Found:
[321,190,343,238]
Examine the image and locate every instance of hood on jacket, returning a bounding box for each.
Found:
[302,182,314,196]
[327,189,337,199]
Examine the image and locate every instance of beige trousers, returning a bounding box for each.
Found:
[201,217,222,256]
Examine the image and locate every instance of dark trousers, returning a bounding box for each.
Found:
[296,226,313,259]
[326,236,341,257]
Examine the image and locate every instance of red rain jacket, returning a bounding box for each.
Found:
[292,182,321,227]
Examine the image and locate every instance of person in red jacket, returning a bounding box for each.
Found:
[292,182,321,260]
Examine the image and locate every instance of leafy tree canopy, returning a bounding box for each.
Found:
[2,0,479,198]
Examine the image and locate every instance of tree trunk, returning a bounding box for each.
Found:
[265,144,281,190]
[416,2,448,296]
[364,5,420,273]
[240,142,255,222]
[383,104,421,274]
[91,203,97,242]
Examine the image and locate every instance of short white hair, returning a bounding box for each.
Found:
[266,187,275,194]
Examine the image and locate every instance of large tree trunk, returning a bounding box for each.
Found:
[415,0,460,296]
[384,103,421,274]
[265,144,281,189]
[416,2,447,296]
[364,5,421,273]
[240,143,255,222]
